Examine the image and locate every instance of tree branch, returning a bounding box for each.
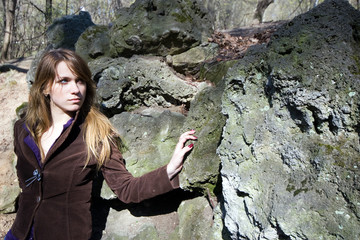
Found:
[28,1,45,15]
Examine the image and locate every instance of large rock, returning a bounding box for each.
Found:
[167,43,219,75]
[218,0,360,239]
[179,82,226,193]
[111,110,186,178]
[0,185,20,214]
[46,11,95,50]
[264,0,360,23]
[177,197,216,240]
[109,0,213,57]
[26,11,95,85]
[75,25,114,63]
[92,55,204,116]
[201,0,359,30]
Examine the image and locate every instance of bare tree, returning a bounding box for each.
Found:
[45,0,51,25]
[1,0,17,61]
[1,0,124,59]
[254,0,274,23]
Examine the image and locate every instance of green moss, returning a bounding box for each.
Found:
[287,177,310,196]
[15,102,28,118]
[199,60,236,85]
[351,55,360,75]
[310,138,360,171]
[286,184,296,192]
[334,159,346,168]
[293,187,309,197]
[171,12,192,23]
[297,32,311,48]
[319,143,339,153]
[123,104,140,112]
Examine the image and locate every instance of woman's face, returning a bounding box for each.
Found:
[46,61,87,118]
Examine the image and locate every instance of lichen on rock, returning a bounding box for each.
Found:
[218,0,360,239]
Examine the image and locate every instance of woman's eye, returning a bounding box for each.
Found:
[59,79,68,84]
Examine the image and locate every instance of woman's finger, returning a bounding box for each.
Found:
[177,130,197,146]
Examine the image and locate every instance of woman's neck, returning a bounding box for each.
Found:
[50,109,74,127]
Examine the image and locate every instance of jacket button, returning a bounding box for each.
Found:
[36,196,41,202]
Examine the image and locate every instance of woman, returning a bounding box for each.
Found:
[5,49,196,240]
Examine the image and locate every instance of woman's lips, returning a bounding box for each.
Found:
[69,98,81,103]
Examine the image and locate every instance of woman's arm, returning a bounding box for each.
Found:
[102,130,197,203]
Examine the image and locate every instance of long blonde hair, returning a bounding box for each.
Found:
[25,48,119,168]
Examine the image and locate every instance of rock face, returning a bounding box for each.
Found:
[218,0,360,239]
[110,0,212,57]
[92,56,201,115]
[77,0,213,61]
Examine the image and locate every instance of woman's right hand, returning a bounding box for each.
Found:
[166,130,197,179]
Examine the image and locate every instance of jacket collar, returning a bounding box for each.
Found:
[22,111,83,167]
[42,111,82,165]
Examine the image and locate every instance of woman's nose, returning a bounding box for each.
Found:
[70,81,80,93]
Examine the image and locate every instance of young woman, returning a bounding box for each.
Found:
[5,49,196,240]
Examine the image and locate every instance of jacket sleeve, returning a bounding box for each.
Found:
[13,119,27,190]
[101,144,179,204]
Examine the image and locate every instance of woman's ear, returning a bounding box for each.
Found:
[43,87,50,97]
[43,82,51,97]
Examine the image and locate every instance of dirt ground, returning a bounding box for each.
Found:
[0,57,32,238]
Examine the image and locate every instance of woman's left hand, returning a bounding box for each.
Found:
[167,129,197,180]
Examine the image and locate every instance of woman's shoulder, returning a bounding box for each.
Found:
[14,117,26,128]
[13,117,28,136]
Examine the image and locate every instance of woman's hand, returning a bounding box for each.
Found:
[167,129,197,180]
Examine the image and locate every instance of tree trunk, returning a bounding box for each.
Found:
[1,0,17,61]
[45,0,52,26]
[254,0,274,23]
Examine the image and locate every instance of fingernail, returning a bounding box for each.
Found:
[188,143,194,148]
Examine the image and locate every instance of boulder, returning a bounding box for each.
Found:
[201,0,359,30]
[218,0,360,239]
[177,197,216,240]
[46,11,95,50]
[167,43,219,75]
[180,83,226,194]
[111,110,186,179]
[26,11,95,85]
[75,25,114,63]
[108,0,213,57]
[0,184,20,214]
[93,55,204,116]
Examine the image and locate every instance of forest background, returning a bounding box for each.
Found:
[0,0,134,62]
[1,0,360,62]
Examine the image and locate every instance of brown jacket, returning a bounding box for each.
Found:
[11,115,179,240]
